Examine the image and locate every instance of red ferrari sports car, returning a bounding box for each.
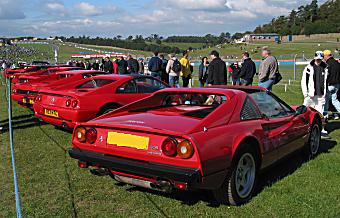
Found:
[11,66,81,84]
[12,70,104,109]
[34,74,170,129]
[69,87,323,205]
[4,65,50,78]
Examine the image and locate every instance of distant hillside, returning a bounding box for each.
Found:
[254,0,340,35]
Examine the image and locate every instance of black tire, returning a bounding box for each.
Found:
[304,119,321,159]
[212,143,259,206]
[98,104,120,116]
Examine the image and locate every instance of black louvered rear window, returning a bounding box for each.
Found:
[241,97,262,121]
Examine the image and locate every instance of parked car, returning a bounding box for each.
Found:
[12,70,105,109]
[34,74,170,129]
[4,65,49,78]
[11,66,81,84]
[69,87,323,205]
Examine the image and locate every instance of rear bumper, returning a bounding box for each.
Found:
[69,148,201,186]
[34,104,95,129]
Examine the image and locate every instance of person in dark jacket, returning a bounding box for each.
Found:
[92,59,100,70]
[127,55,139,74]
[138,58,145,74]
[117,56,128,74]
[103,57,113,74]
[323,50,340,119]
[239,52,256,86]
[231,62,241,85]
[160,54,169,84]
[207,50,227,85]
[198,57,209,87]
[148,51,163,79]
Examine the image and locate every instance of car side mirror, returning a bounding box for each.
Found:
[295,105,307,116]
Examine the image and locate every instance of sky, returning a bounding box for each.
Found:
[0,0,327,38]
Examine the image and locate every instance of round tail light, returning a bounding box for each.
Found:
[35,95,42,102]
[72,100,78,108]
[177,140,194,159]
[162,138,178,157]
[66,99,71,107]
[86,128,97,144]
[75,127,86,143]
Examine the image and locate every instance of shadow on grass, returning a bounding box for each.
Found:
[0,113,46,133]
[326,121,340,134]
[118,139,337,209]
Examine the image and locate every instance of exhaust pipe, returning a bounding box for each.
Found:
[113,175,173,193]
[89,167,109,176]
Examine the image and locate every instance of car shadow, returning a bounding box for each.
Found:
[118,139,337,208]
[326,121,340,134]
[0,114,46,133]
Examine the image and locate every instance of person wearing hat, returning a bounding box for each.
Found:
[301,51,329,137]
[323,49,340,120]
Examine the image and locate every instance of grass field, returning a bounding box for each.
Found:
[1,70,340,217]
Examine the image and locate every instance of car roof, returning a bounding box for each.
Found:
[56,70,104,75]
[208,85,267,93]
[156,87,247,96]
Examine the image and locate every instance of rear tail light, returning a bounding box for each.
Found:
[66,99,71,107]
[35,95,42,102]
[75,127,86,143]
[85,128,97,144]
[162,138,178,157]
[177,140,194,159]
[72,100,78,108]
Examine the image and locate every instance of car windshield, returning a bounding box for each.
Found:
[76,79,115,89]
[130,93,227,119]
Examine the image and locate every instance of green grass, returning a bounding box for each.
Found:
[1,67,340,217]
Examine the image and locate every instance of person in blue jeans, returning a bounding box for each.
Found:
[166,54,181,88]
[323,50,340,120]
[258,47,279,91]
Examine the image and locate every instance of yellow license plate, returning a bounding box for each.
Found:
[107,132,149,150]
[22,98,27,104]
[44,109,59,118]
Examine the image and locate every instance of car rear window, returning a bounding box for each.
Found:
[76,79,115,89]
[131,93,227,119]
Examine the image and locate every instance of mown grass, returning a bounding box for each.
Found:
[1,43,340,217]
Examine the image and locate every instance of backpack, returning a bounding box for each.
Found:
[172,59,182,73]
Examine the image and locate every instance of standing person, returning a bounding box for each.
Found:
[160,54,169,84]
[92,59,100,70]
[323,50,340,120]
[258,47,279,91]
[117,56,128,74]
[301,51,329,137]
[112,58,119,74]
[227,64,233,84]
[166,54,181,88]
[138,58,145,74]
[103,57,113,74]
[198,57,209,87]
[180,50,191,87]
[85,60,92,70]
[127,55,139,74]
[231,63,241,85]
[239,52,256,86]
[207,50,228,85]
[148,51,163,79]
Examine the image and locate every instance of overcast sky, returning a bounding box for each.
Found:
[0,0,326,37]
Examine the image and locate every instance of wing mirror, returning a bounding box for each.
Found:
[295,105,307,116]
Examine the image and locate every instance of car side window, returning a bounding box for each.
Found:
[135,77,167,93]
[250,92,288,118]
[240,97,262,121]
[117,80,137,94]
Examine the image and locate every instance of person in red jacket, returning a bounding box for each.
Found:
[112,58,119,74]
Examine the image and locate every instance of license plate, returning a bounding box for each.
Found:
[22,98,34,104]
[107,132,149,150]
[44,109,59,118]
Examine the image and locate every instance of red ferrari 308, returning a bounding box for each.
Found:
[34,74,170,129]
[11,66,81,84]
[12,70,104,109]
[69,87,323,205]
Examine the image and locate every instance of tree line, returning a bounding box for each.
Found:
[254,0,340,35]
